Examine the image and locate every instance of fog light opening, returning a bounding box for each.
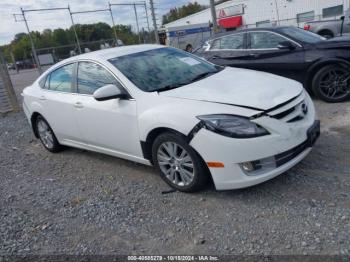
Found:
[241,161,255,172]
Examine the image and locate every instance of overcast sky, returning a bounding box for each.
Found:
[0,0,210,45]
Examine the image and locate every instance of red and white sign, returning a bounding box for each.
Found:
[217,4,244,19]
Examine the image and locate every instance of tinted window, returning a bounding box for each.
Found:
[297,11,315,23]
[256,20,271,27]
[280,27,325,43]
[77,62,120,95]
[323,5,343,18]
[249,32,286,49]
[49,64,74,92]
[109,47,221,92]
[210,34,244,50]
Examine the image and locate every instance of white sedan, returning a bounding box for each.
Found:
[22,45,320,192]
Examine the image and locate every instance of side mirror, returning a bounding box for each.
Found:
[277,41,296,50]
[93,84,129,101]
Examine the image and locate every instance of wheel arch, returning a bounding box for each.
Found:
[305,58,350,92]
[141,127,188,164]
[317,29,335,37]
[142,126,214,188]
[30,112,42,138]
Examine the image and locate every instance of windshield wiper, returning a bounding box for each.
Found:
[157,83,185,93]
[188,71,217,83]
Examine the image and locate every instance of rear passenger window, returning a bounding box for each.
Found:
[77,62,121,95]
[49,64,74,92]
[249,32,286,49]
[210,34,244,50]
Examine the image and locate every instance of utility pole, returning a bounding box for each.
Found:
[274,0,281,26]
[68,5,82,54]
[10,52,18,73]
[110,2,148,44]
[21,8,42,74]
[143,1,151,33]
[108,2,119,46]
[133,4,141,43]
[209,0,218,33]
[149,0,159,44]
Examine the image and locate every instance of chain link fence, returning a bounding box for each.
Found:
[0,49,19,113]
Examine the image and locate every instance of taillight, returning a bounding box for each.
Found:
[304,24,311,30]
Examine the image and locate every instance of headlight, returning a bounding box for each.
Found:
[197,114,269,138]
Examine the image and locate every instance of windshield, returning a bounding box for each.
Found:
[108,47,221,92]
[279,27,326,44]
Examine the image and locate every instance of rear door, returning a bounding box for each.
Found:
[41,63,82,142]
[201,32,251,67]
[244,31,306,82]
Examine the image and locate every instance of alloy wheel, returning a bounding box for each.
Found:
[157,142,195,187]
[319,67,350,101]
[37,119,54,149]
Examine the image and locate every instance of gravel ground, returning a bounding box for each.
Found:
[1,69,350,255]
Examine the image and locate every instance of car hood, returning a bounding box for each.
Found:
[315,38,350,49]
[159,67,303,111]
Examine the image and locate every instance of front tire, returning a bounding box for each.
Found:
[312,64,350,103]
[152,132,209,192]
[35,116,63,153]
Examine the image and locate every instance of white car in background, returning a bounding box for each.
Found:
[22,45,320,192]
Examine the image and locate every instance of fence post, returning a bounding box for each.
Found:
[0,49,19,113]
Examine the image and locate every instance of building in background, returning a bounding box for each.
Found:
[161,0,350,49]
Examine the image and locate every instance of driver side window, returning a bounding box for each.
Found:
[210,34,244,50]
[77,62,122,95]
[249,32,286,49]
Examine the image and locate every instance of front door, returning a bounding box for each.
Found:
[72,61,142,157]
[244,31,306,82]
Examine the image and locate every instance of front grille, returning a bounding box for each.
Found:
[272,107,296,119]
[267,93,307,123]
[275,140,308,167]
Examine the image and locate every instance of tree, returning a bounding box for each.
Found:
[162,2,207,25]
[0,22,141,62]
[14,33,27,42]
[113,25,138,45]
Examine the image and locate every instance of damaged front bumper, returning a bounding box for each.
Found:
[189,92,319,190]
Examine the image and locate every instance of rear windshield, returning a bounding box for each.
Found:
[280,27,326,43]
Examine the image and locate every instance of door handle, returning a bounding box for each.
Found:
[211,55,221,60]
[74,102,84,109]
[39,95,46,101]
[249,53,260,58]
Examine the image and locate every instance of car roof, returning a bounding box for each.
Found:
[38,44,166,80]
[209,26,293,39]
[238,26,290,32]
[60,44,164,64]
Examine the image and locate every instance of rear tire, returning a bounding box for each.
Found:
[152,132,209,192]
[318,30,334,39]
[312,64,350,103]
[35,115,63,153]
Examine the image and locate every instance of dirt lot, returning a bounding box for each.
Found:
[1,69,350,255]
